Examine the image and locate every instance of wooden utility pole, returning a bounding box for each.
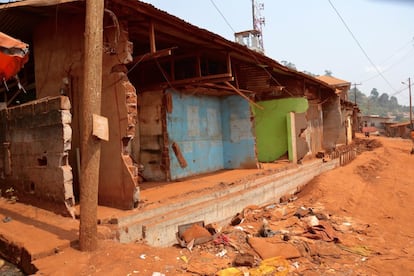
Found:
[352,83,362,105]
[409,77,412,130]
[79,0,104,251]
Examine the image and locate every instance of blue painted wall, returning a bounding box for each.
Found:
[221,96,257,169]
[167,90,257,180]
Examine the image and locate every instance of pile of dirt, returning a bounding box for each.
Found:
[353,137,382,153]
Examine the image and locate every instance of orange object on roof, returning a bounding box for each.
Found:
[0,32,29,81]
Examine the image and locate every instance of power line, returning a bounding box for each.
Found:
[209,0,294,97]
[359,42,414,83]
[327,0,397,93]
[209,0,236,33]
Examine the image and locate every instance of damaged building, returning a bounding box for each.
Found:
[0,0,352,223]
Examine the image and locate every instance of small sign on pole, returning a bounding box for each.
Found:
[92,114,109,141]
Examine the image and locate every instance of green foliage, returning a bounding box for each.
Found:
[324,70,333,76]
[349,87,409,120]
[280,60,297,70]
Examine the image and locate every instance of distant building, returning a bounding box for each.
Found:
[362,115,394,135]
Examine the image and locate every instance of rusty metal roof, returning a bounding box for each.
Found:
[389,121,411,128]
[0,0,335,94]
[316,75,350,87]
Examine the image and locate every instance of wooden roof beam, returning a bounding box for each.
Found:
[132,47,175,64]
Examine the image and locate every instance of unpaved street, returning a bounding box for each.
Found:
[33,135,414,275]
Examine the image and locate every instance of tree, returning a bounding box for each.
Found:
[378,93,389,106]
[370,88,379,99]
[349,86,366,105]
[280,60,296,70]
[324,70,333,76]
[389,96,399,109]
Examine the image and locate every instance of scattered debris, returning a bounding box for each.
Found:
[233,253,255,267]
[215,249,227,257]
[248,237,301,259]
[179,255,188,264]
[177,222,213,248]
[2,217,12,223]
[336,244,373,257]
[302,221,339,242]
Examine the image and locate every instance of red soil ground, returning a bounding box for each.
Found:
[6,134,414,275]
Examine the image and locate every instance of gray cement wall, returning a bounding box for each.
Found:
[322,96,342,151]
[0,96,75,217]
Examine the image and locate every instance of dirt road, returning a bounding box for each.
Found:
[33,135,414,275]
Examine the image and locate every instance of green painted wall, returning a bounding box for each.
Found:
[254,98,308,162]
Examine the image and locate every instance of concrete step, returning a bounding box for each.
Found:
[114,159,338,246]
[116,164,298,227]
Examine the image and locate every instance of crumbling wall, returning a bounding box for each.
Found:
[136,90,166,181]
[98,21,139,209]
[33,14,84,198]
[287,112,309,163]
[322,96,342,151]
[0,96,75,217]
[306,102,323,155]
[33,14,139,209]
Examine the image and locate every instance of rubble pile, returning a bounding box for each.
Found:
[175,196,378,275]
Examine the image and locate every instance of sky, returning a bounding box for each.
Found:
[1,0,413,105]
[140,0,414,106]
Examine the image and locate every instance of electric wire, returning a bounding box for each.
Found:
[360,47,414,83]
[209,0,294,97]
[327,0,397,93]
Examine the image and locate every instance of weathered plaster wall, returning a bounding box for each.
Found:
[137,90,166,181]
[346,116,353,144]
[322,96,342,150]
[99,22,139,209]
[0,97,75,216]
[306,103,323,155]
[254,98,308,162]
[34,15,84,99]
[221,96,257,169]
[33,15,84,198]
[166,92,257,180]
[34,15,139,209]
[337,106,348,145]
[167,91,224,179]
[287,112,309,162]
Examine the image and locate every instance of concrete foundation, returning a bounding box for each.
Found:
[107,158,339,247]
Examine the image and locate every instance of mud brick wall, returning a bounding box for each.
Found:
[0,96,75,217]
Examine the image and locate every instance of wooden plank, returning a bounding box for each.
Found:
[165,92,173,113]
[224,81,264,110]
[132,47,174,64]
[149,20,156,53]
[163,73,233,87]
[171,142,188,168]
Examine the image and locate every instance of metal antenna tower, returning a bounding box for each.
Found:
[252,0,265,51]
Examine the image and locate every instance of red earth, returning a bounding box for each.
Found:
[3,134,414,275]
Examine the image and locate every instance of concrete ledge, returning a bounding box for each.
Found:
[115,159,339,246]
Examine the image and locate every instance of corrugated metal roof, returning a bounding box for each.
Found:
[390,121,411,128]
[316,75,350,87]
[0,0,335,95]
